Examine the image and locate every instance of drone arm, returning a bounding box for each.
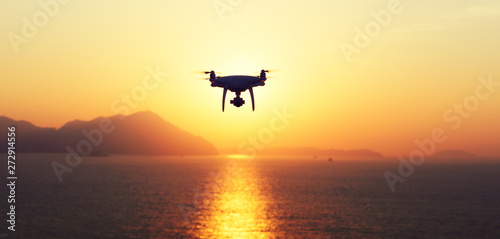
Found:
[249,87,255,111]
[222,88,228,112]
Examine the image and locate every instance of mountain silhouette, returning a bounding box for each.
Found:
[0,111,218,155]
[431,149,477,159]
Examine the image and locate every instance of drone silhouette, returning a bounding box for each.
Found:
[199,69,274,111]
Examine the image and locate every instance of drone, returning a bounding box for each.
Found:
[200,69,273,111]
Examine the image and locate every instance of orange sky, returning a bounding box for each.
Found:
[1,0,499,156]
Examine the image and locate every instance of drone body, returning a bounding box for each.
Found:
[203,70,271,111]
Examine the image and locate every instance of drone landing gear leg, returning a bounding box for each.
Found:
[222,88,228,112]
[249,87,255,111]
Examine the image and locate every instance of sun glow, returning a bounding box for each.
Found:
[226,154,252,160]
[214,54,263,76]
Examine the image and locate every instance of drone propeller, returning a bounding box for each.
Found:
[255,75,276,78]
[259,69,280,73]
[193,71,223,74]
[196,76,223,81]
[255,69,279,79]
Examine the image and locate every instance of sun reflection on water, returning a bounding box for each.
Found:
[189,166,278,238]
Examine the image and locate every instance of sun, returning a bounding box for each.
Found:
[226,154,253,160]
[216,52,262,76]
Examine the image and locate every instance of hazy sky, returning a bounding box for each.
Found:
[1,0,499,156]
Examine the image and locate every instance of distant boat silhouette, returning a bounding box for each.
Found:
[327,157,333,162]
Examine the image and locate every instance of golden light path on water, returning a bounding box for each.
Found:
[189,159,280,238]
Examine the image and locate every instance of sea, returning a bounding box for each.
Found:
[1,154,499,238]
